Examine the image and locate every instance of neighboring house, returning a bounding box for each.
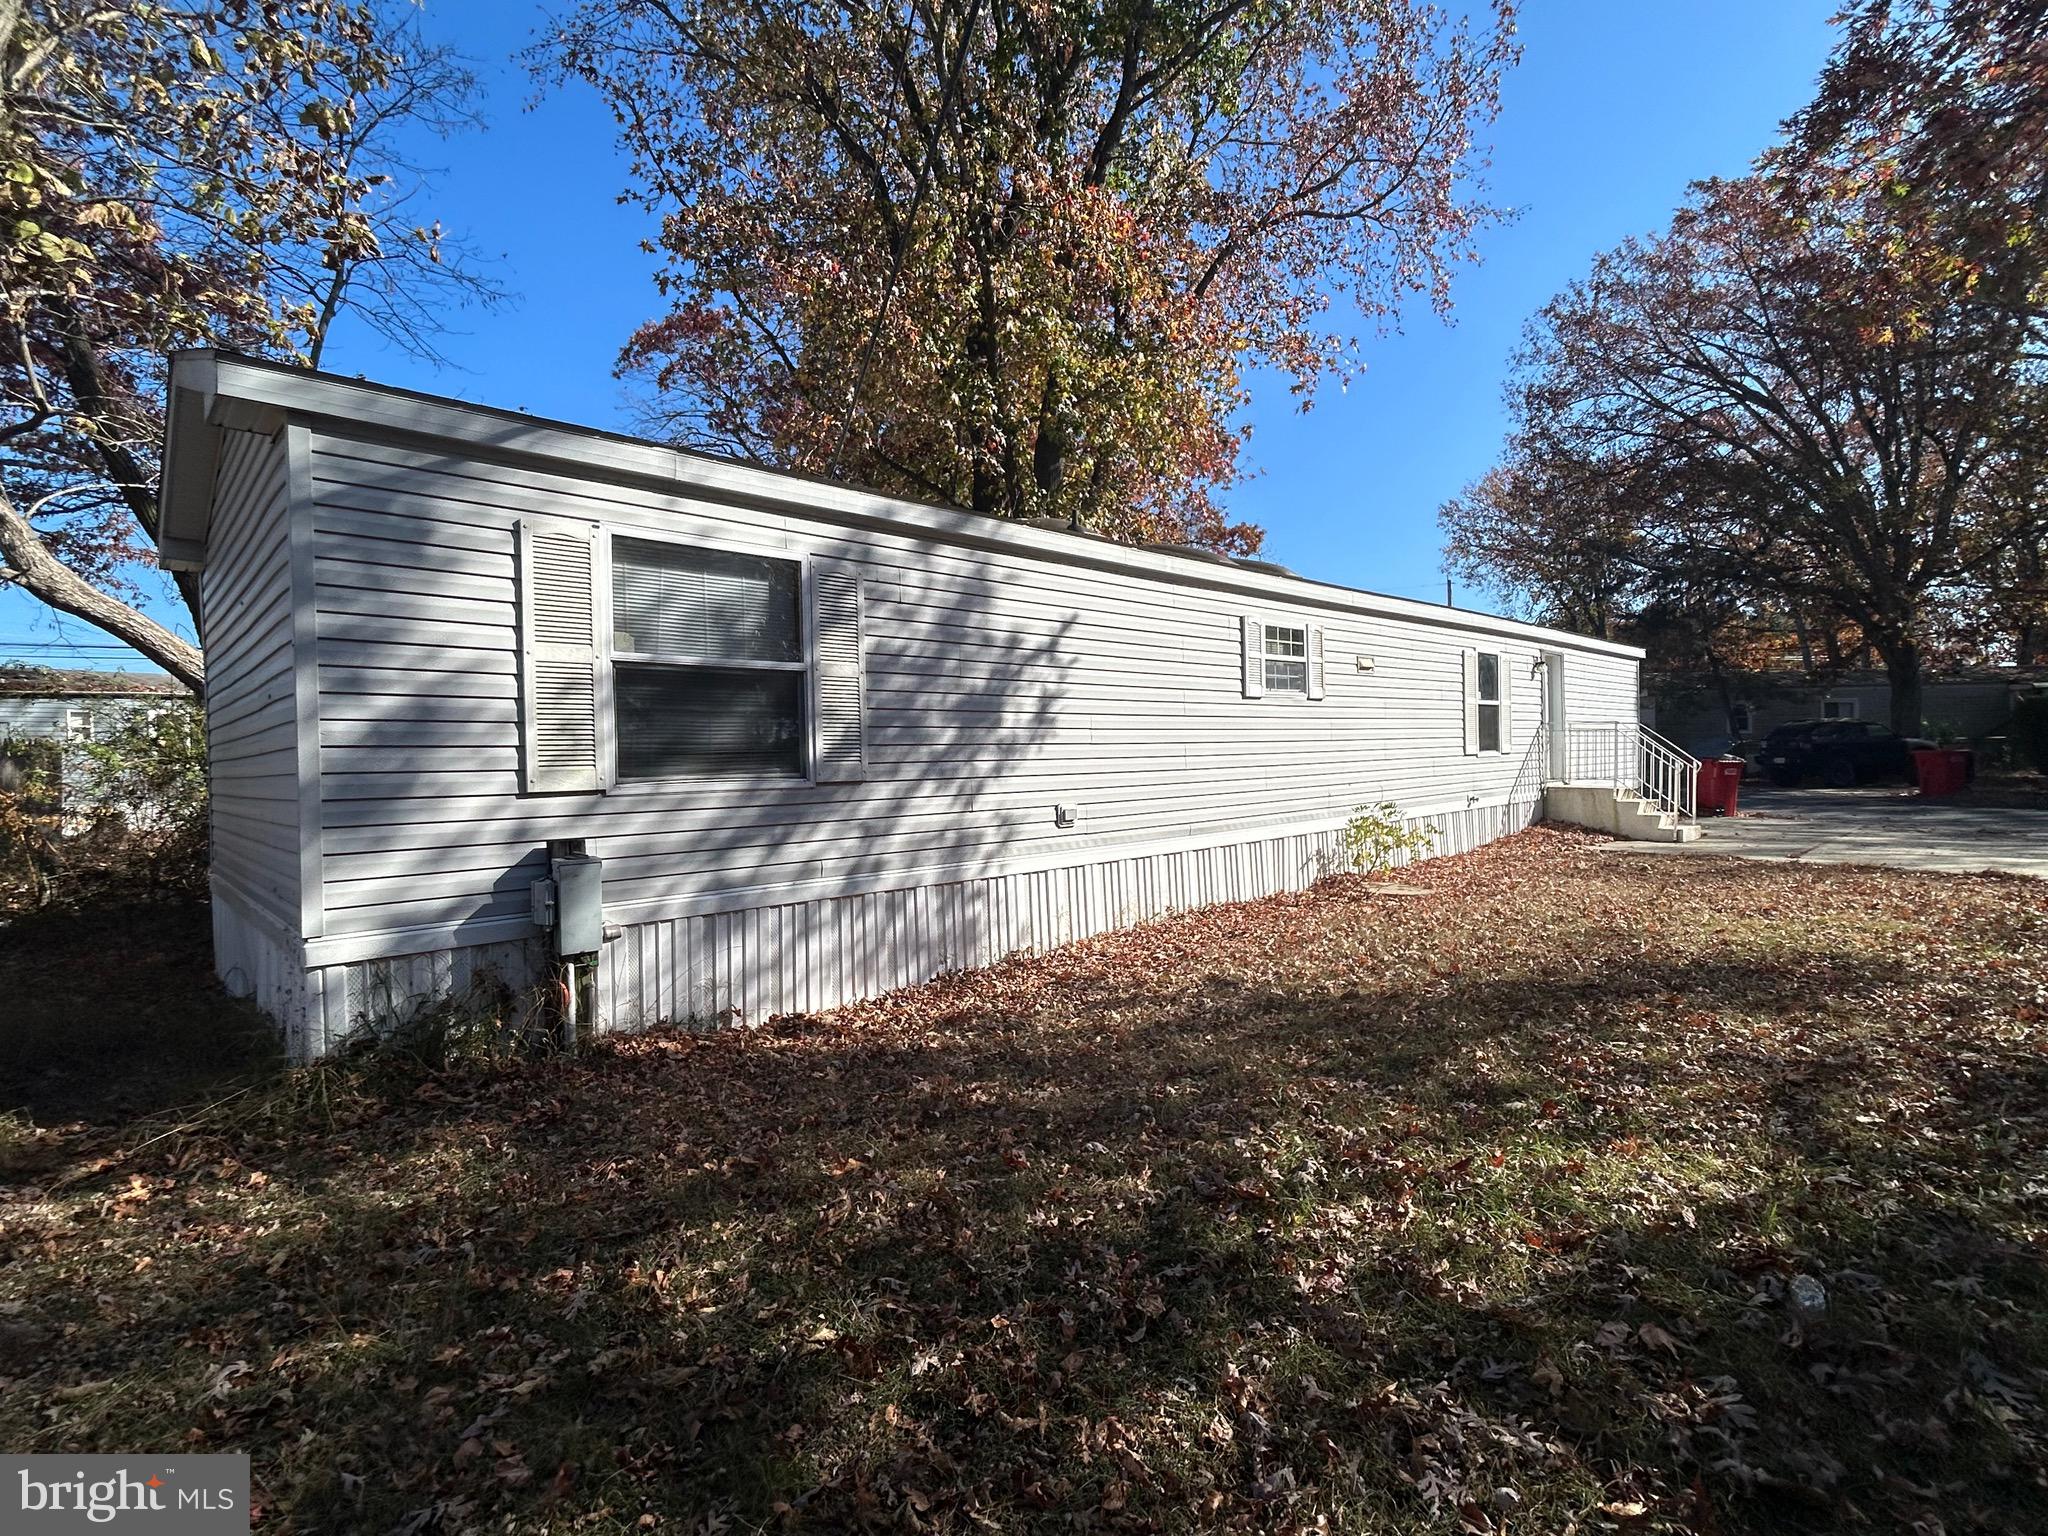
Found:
[1650,670,2045,759]
[156,350,1652,1062]
[0,667,186,745]
[0,668,187,805]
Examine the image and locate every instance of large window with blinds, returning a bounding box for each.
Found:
[610,537,806,781]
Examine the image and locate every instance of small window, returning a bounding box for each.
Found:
[1476,651,1502,753]
[1262,624,1308,695]
[1821,697,1857,720]
[64,708,93,743]
[610,538,805,781]
[1729,703,1753,736]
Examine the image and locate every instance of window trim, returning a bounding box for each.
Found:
[1821,696,1858,721]
[599,527,816,792]
[1729,701,1754,736]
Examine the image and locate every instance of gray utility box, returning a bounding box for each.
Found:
[550,854,605,957]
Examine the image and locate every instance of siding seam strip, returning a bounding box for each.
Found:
[286,423,326,941]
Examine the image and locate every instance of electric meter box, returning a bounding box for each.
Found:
[551,854,605,957]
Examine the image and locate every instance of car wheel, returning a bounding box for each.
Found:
[1822,755,1856,788]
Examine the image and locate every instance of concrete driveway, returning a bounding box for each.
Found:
[1606,785,2048,877]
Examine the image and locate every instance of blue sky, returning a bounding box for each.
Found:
[0,1,1842,668]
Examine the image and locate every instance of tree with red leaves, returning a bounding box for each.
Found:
[1773,0,2048,664]
[1445,174,2042,736]
[545,0,1518,551]
[1775,0,2047,331]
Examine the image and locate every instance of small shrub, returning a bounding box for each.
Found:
[0,1110,45,1178]
[2014,697,2048,776]
[337,975,559,1082]
[1338,800,1440,875]
[0,736,61,908]
[69,702,207,891]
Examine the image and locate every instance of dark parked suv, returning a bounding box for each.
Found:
[1755,719,1932,788]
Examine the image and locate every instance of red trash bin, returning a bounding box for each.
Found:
[1717,756,1744,817]
[1914,747,1963,797]
[1696,757,1743,816]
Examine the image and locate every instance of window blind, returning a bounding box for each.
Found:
[612,538,800,663]
[614,664,804,780]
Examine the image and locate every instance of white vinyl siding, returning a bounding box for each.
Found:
[1563,651,1641,730]
[297,426,1635,954]
[202,427,300,928]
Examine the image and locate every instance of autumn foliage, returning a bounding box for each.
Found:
[0,3,493,692]
[1443,1,2048,732]
[547,0,1518,550]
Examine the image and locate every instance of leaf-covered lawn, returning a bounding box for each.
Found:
[3,826,2046,1534]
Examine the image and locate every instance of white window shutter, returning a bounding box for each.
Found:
[810,560,866,783]
[1306,625,1326,701]
[1499,651,1514,746]
[516,516,602,794]
[1241,615,1263,698]
[1461,648,1480,755]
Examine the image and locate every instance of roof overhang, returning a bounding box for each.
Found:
[157,350,288,571]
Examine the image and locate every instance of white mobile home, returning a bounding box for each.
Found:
[158,350,1665,1061]
[0,667,188,814]
[0,667,185,746]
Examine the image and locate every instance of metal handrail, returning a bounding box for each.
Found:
[1638,723,1697,822]
[1559,722,1698,823]
[1508,729,1549,813]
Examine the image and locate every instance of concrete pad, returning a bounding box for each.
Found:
[1600,786,2048,878]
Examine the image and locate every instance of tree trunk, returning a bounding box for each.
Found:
[1878,636,1924,737]
[1704,647,1738,739]
[0,486,205,695]
[1032,370,1067,508]
[1790,611,1815,673]
[48,297,206,633]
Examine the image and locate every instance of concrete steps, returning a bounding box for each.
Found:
[1545,782,1702,844]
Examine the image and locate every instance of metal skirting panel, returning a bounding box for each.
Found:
[327,938,547,1056]
[598,796,1535,1030]
[229,799,1535,1061]
[213,883,324,1063]
[218,878,545,1062]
